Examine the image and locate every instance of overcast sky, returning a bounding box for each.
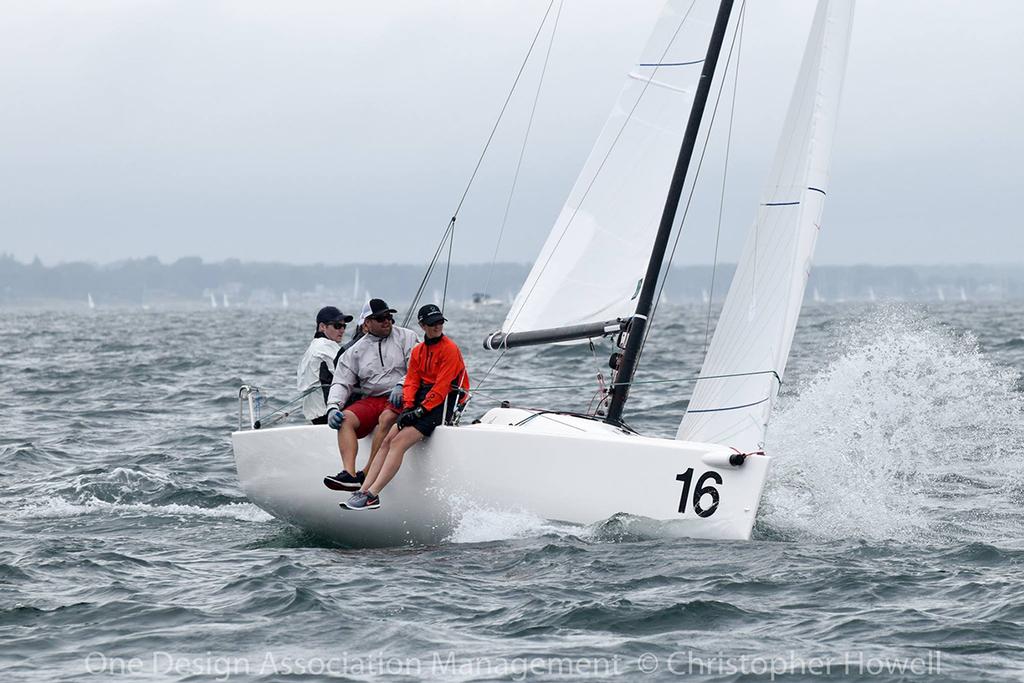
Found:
[1,0,1021,267]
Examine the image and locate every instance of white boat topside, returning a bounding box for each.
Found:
[232,407,771,547]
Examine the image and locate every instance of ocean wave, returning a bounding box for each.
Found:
[13,497,272,522]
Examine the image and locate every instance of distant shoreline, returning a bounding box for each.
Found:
[3,255,1023,305]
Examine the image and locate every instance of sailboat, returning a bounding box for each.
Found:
[87,293,95,310]
[232,0,854,546]
[209,292,218,309]
[282,292,289,308]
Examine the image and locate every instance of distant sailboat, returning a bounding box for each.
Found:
[352,269,361,303]
[868,287,876,302]
[959,286,968,302]
[813,287,824,303]
[223,293,230,308]
[701,288,710,304]
[282,292,289,308]
[210,293,218,308]
[936,286,945,302]
[87,293,95,309]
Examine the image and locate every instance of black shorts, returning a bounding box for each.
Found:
[406,385,458,437]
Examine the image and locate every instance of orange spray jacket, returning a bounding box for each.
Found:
[402,334,470,411]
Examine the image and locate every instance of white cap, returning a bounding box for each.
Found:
[359,300,373,323]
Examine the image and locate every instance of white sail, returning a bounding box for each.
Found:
[498,0,719,336]
[677,0,854,451]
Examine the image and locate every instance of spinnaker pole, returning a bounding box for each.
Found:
[605,0,735,425]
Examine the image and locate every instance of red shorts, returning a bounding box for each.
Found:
[345,395,399,439]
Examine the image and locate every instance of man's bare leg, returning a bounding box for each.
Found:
[365,427,425,496]
[365,409,398,475]
[361,425,398,490]
[337,410,361,475]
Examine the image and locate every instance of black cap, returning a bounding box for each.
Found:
[316,305,353,325]
[365,298,398,320]
[417,304,446,325]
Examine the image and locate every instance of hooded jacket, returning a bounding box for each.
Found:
[326,326,418,411]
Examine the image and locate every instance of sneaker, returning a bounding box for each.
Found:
[323,470,364,491]
[340,490,380,511]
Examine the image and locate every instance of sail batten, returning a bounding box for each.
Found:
[677,0,854,451]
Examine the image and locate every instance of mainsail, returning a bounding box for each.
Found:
[497,0,720,337]
[677,0,854,450]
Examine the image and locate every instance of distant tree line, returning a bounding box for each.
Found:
[1,253,1021,307]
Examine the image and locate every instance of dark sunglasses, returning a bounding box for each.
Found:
[327,322,347,330]
[370,314,394,323]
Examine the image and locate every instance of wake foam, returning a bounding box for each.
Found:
[761,306,1024,542]
[14,497,273,523]
[445,495,576,544]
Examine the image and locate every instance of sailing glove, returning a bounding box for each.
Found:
[397,406,425,429]
[388,383,404,408]
[327,408,344,429]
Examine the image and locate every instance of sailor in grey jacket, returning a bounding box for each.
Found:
[326,323,417,410]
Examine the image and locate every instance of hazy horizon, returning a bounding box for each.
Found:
[7,253,1024,270]
[2,1,1021,267]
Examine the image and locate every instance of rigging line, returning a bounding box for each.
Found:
[405,0,556,325]
[502,0,701,337]
[704,0,745,354]
[483,0,564,301]
[636,0,746,371]
[470,368,780,395]
[473,346,508,394]
[442,220,454,312]
[453,0,558,218]
[402,219,453,326]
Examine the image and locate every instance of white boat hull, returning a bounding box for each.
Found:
[231,408,770,547]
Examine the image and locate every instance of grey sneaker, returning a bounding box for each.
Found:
[340,490,380,511]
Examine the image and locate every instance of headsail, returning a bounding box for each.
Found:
[495,0,720,339]
[677,0,855,450]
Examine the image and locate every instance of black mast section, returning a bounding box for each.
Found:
[605,0,735,425]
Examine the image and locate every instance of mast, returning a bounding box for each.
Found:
[605,0,735,425]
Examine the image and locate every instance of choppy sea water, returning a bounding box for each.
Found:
[2,302,1023,682]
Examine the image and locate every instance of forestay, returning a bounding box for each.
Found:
[498,0,719,337]
[677,0,854,450]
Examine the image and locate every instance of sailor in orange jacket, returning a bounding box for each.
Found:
[341,304,469,511]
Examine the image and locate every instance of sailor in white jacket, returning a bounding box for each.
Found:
[323,298,418,491]
[296,306,353,424]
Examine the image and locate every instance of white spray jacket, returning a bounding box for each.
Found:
[326,326,418,410]
[296,336,342,421]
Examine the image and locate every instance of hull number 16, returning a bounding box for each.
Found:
[675,469,722,517]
